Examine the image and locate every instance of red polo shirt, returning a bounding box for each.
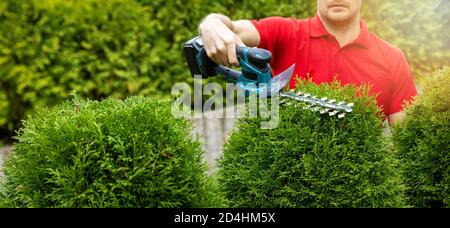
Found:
[251,15,418,117]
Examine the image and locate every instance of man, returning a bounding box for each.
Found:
[198,0,417,125]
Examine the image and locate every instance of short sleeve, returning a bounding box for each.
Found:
[387,51,418,115]
[251,17,300,66]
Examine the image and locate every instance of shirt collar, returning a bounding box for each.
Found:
[354,20,371,49]
[310,14,371,49]
[310,15,329,37]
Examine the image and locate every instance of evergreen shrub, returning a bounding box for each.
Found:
[0,96,223,208]
[393,66,450,208]
[217,80,406,208]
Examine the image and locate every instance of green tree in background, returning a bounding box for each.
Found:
[0,0,158,138]
[362,0,450,76]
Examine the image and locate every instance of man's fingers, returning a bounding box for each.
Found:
[209,43,221,66]
[202,33,245,67]
[214,43,226,66]
[203,35,217,62]
[222,36,239,67]
[227,41,239,67]
[206,46,217,63]
[219,53,231,67]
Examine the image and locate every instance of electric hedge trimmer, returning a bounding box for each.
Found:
[183,36,353,118]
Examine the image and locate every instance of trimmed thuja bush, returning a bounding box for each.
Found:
[0,96,224,208]
[217,80,406,208]
[393,66,450,208]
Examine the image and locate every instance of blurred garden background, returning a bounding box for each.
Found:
[0,0,448,144]
[0,0,449,209]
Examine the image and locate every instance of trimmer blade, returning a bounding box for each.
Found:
[255,64,295,98]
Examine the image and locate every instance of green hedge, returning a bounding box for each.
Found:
[1,0,448,142]
[0,0,316,140]
[393,66,450,208]
[217,80,406,208]
[0,0,159,136]
[0,96,224,208]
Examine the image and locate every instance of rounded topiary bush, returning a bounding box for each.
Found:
[393,66,450,208]
[217,80,406,208]
[0,96,223,208]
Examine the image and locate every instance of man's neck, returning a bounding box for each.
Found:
[319,14,361,47]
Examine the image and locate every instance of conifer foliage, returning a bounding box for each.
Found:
[0,96,222,208]
[217,80,406,208]
[393,66,450,208]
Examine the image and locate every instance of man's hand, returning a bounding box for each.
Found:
[198,13,260,67]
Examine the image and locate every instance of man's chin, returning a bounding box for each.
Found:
[325,12,353,24]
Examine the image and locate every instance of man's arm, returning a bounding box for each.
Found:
[388,111,406,125]
[385,47,417,126]
[198,13,260,67]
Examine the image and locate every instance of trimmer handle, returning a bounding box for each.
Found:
[236,46,272,72]
[183,36,272,84]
